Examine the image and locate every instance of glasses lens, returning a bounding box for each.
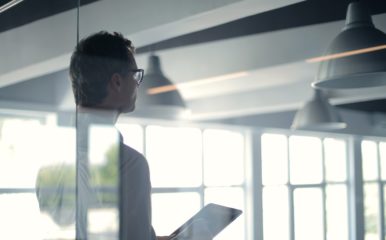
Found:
[135,70,143,84]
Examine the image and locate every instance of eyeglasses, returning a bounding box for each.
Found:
[129,69,144,85]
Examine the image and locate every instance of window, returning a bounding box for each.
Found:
[361,140,386,240]
[0,117,77,239]
[119,124,247,239]
[261,133,349,240]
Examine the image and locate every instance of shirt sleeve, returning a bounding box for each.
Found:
[119,148,156,240]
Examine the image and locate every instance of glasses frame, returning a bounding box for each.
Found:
[128,69,144,85]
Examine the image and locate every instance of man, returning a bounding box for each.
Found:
[69,31,169,240]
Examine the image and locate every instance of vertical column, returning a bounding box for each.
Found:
[246,130,263,240]
[348,136,365,240]
[76,122,89,240]
[287,135,294,240]
[376,142,384,240]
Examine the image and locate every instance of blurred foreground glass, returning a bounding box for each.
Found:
[88,125,120,239]
[0,118,77,239]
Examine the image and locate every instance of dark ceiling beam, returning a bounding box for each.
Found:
[0,0,100,33]
[136,0,386,54]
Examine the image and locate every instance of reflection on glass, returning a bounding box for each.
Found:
[326,184,349,240]
[362,141,378,181]
[0,193,43,239]
[263,186,289,240]
[88,125,120,239]
[203,129,244,187]
[0,119,44,188]
[324,138,347,182]
[294,188,323,240]
[205,187,245,240]
[261,134,288,185]
[364,183,379,240]
[0,118,77,239]
[34,125,76,239]
[379,142,386,180]
[88,208,118,239]
[290,136,323,184]
[146,126,202,187]
[152,192,200,236]
[116,123,143,153]
[89,125,120,166]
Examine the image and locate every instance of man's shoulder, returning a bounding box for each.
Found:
[120,143,148,165]
[121,143,143,157]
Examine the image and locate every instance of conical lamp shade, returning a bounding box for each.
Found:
[312,2,386,89]
[135,54,186,119]
[291,90,347,130]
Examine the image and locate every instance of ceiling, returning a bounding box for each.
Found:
[1,0,386,123]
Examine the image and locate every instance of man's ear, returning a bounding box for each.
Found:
[109,73,123,92]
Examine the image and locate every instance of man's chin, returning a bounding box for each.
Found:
[120,105,135,114]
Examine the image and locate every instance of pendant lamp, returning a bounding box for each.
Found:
[312,1,386,89]
[135,54,186,119]
[291,89,347,130]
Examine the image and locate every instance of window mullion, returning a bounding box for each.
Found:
[287,135,295,240]
[322,138,327,240]
[348,136,365,240]
[377,142,385,240]
[251,131,263,240]
[200,129,205,208]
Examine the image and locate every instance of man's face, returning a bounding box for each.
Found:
[118,55,139,113]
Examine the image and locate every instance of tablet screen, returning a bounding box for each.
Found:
[169,203,242,240]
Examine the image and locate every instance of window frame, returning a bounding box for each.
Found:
[260,129,352,240]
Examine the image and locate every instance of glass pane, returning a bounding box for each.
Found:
[152,192,200,236]
[88,125,120,239]
[116,123,143,154]
[89,125,120,166]
[324,138,347,182]
[261,134,288,185]
[205,187,245,240]
[146,126,202,187]
[203,129,244,186]
[0,119,45,188]
[294,188,324,240]
[364,183,379,240]
[379,142,386,180]
[35,126,77,239]
[362,140,378,181]
[88,208,118,239]
[290,136,323,184]
[384,185,386,237]
[263,186,289,240]
[326,184,349,240]
[0,119,77,239]
[0,193,46,239]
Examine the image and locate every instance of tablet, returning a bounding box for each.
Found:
[169,203,242,240]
